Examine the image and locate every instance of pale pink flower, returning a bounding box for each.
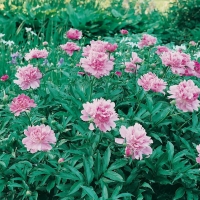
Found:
[22,125,56,153]
[25,49,48,61]
[160,50,194,76]
[60,42,80,56]
[1,74,9,81]
[10,94,36,116]
[156,46,169,55]
[115,123,153,160]
[66,28,82,40]
[196,144,200,163]
[194,61,200,78]
[43,41,48,46]
[82,40,108,56]
[189,41,196,46]
[168,80,200,112]
[120,29,128,34]
[106,43,118,52]
[138,34,157,48]
[81,98,119,132]
[125,52,143,73]
[58,158,64,163]
[138,72,167,93]
[80,51,114,78]
[14,64,42,90]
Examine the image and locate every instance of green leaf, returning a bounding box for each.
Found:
[68,181,83,195]
[94,151,102,180]
[108,159,127,171]
[166,141,174,161]
[102,147,111,173]
[47,180,55,193]
[83,156,94,185]
[104,171,124,182]
[116,193,133,198]
[174,187,185,200]
[81,186,98,200]
[141,182,154,192]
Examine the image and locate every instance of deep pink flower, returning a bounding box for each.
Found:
[120,29,128,34]
[138,34,157,48]
[22,125,56,153]
[194,61,200,78]
[138,72,167,93]
[106,43,118,52]
[81,98,119,132]
[160,50,194,76]
[115,71,122,76]
[25,49,48,61]
[1,74,9,81]
[156,46,169,55]
[115,123,153,160]
[168,80,200,112]
[66,28,82,40]
[60,42,80,56]
[14,64,42,90]
[125,52,143,73]
[10,94,36,116]
[80,51,114,78]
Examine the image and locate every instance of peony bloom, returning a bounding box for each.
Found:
[81,98,119,132]
[196,145,200,163]
[14,64,42,90]
[43,41,48,46]
[1,74,9,81]
[60,42,80,56]
[156,46,169,55]
[80,51,114,78]
[58,158,64,163]
[138,72,167,93]
[115,123,153,160]
[168,80,200,112]
[22,124,56,153]
[10,94,36,116]
[160,50,194,76]
[105,43,118,52]
[25,49,48,61]
[189,41,196,46]
[120,29,128,34]
[125,52,143,73]
[194,61,200,78]
[66,28,82,40]
[138,34,157,48]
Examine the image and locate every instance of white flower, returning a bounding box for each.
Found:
[0,33,5,38]
[30,31,37,36]
[194,52,200,59]
[173,44,186,51]
[5,40,14,46]
[25,27,32,32]
[126,42,138,48]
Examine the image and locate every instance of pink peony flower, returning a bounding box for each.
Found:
[125,52,143,73]
[10,94,36,116]
[115,71,122,77]
[115,123,153,160]
[120,29,128,34]
[66,28,82,40]
[189,41,196,46]
[43,41,48,46]
[80,51,114,78]
[105,43,118,52]
[138,34,157,48]
[194,61,200,78]
[168,80,200,112]
[58,158,64,163]
[160,50,194,76]
[60,42,80,56]
[196,144,200,163]
[138,72,167,93]
[22,124,56,153]
[25,49,48,61]
[81,98,119,132]
[1,74,9,81]
[156,46,170,55]
[14,64,42,90]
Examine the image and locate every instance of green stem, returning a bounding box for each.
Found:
[25,111,32,126]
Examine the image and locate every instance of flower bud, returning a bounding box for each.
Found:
[58,158,64,163]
